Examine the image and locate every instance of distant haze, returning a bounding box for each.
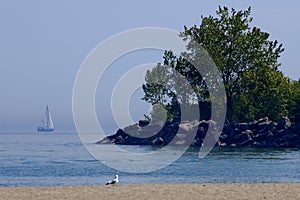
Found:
[0,1,299,131]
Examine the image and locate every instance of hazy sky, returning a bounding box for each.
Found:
[0,1,299,132]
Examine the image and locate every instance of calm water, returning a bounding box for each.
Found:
[1,132,300,187]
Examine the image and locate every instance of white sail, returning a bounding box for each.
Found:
[45,105,54,129]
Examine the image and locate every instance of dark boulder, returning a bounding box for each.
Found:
[123,124,141,137]
[277,117,291,130]
[258,117,269,124]
[248,120,258,130]
[151,137,165,146]
[139,119,150,127]
[238,123,248,132]
[253,130,273,141]
[233,131,252,146]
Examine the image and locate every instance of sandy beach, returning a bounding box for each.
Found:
[1,183,299,200]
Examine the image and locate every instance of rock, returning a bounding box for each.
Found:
[266,121,277,133]
[248,120,258,130]
[281,133,298,141]
[123,124,141,136]
[253,130,273,141]
[173,132,190,145]
[243,129,253,136]
[278,141,290,148]
[140,124,163,138]
[264,137,278,147]
[274,129,288,137]
[96,137,112,144]
[288,137,300,147]
[179,123,192,132]
[258,117,269,124]
[152,137,164,146]
[96,116,300,148]
[222,128,240,145]
[256,121,270,132]
[139,119,150,127]
[115,135,126,144]
[233,131,252,146]
[277,117,291,130]
[290,123,300,133]
[192,138,203,146]
[219,142,227,147]
[197,126,205,134]
[219,132,229,141]
[252,141,266,147]
[199,120,210,132]
[230,128,241,138]
[238,123,248,132]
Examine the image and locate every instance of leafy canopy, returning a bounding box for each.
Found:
[143,6,293,122]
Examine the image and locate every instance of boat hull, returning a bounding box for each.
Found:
[37,127,54,132]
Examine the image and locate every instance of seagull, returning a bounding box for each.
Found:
[105,174,119,185]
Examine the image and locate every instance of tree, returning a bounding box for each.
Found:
[142,61,176,122]
[142,56,199,122]
[181,6,286,121]
[143,6,291,123]
[142,63,169,105]
[150,103,168,123]
[288,79,300,123]
[234,65,292,121]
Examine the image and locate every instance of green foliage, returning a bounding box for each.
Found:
[234,65,292,121]
[150,103,168,123]
[142,63,169,105]
[181,6,286,121]
[142,6,295,123]
[142,54,202,122]
[288,79,300,123]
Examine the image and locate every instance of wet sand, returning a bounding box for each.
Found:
[1,183,299,200]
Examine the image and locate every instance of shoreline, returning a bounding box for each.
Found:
[1,183,300,200]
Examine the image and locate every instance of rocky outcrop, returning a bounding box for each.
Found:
[96,117,300,148]
[220,117,300,148]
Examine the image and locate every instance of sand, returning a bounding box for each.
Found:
[1,183,300,200]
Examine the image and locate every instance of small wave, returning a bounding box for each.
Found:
[62,142,83,147]
[71,159,98,163]
[47,161,68,165]
[21,161,38,165]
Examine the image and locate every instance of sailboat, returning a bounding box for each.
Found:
[37,105,54,132]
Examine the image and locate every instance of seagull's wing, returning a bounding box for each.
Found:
[105,175,119,185]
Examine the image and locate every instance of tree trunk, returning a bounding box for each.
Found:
[226,95,234,121]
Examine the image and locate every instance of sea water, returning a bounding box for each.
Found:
[1,131,300,187]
